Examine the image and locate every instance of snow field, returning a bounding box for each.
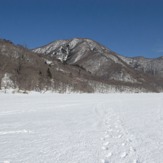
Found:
[0,93,163,163]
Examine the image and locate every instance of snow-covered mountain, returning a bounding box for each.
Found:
[34,38,163,78]
[33,38,163,92]
[119,55,163,77]
[0,38,163,93]
[33,38,142,83]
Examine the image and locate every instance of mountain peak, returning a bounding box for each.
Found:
[1,38,163,93]
[33,38,111,63]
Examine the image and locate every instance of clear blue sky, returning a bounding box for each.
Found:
[0,0,163,58]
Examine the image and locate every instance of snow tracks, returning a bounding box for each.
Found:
[97,103,141,163]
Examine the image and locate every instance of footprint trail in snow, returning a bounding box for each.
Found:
[100,106,141,163]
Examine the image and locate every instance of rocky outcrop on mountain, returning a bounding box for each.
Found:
[33,38,163,92]
[34,39,141,82]
[0,38,163,93]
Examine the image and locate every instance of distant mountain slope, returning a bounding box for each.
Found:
[33,38,163,92]
[119,55,163,77]
[0,38,163,93]
[34,38,141,82]
[0,39,96,93]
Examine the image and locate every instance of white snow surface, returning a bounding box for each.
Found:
[0,93,163,163]
[68,38,82,49]
[33,40,67,54]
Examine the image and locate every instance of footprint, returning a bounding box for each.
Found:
[106,152,112,158]
[130,146,136,152]
[101,159,109,163]
[102,146,108,150]
[101,137,105,141]
[104,135,109,138]
[127,138,132,143]
[133,159,140,163]
[120,152,127,158]
[117,134,122,138]
[103,142,109,146]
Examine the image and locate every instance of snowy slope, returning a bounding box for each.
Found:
[33,38,148,84]
[1,38,163,93]
[33,38,163,83]
[0,93,163,163]
[119,55,163,77]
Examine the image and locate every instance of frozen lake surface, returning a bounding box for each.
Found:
[0,93,163,163]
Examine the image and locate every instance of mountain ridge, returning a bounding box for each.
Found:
[0,38,163,93]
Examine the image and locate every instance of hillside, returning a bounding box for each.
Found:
[0,38,163,93]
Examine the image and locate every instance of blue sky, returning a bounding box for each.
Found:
[0,0,163,58]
